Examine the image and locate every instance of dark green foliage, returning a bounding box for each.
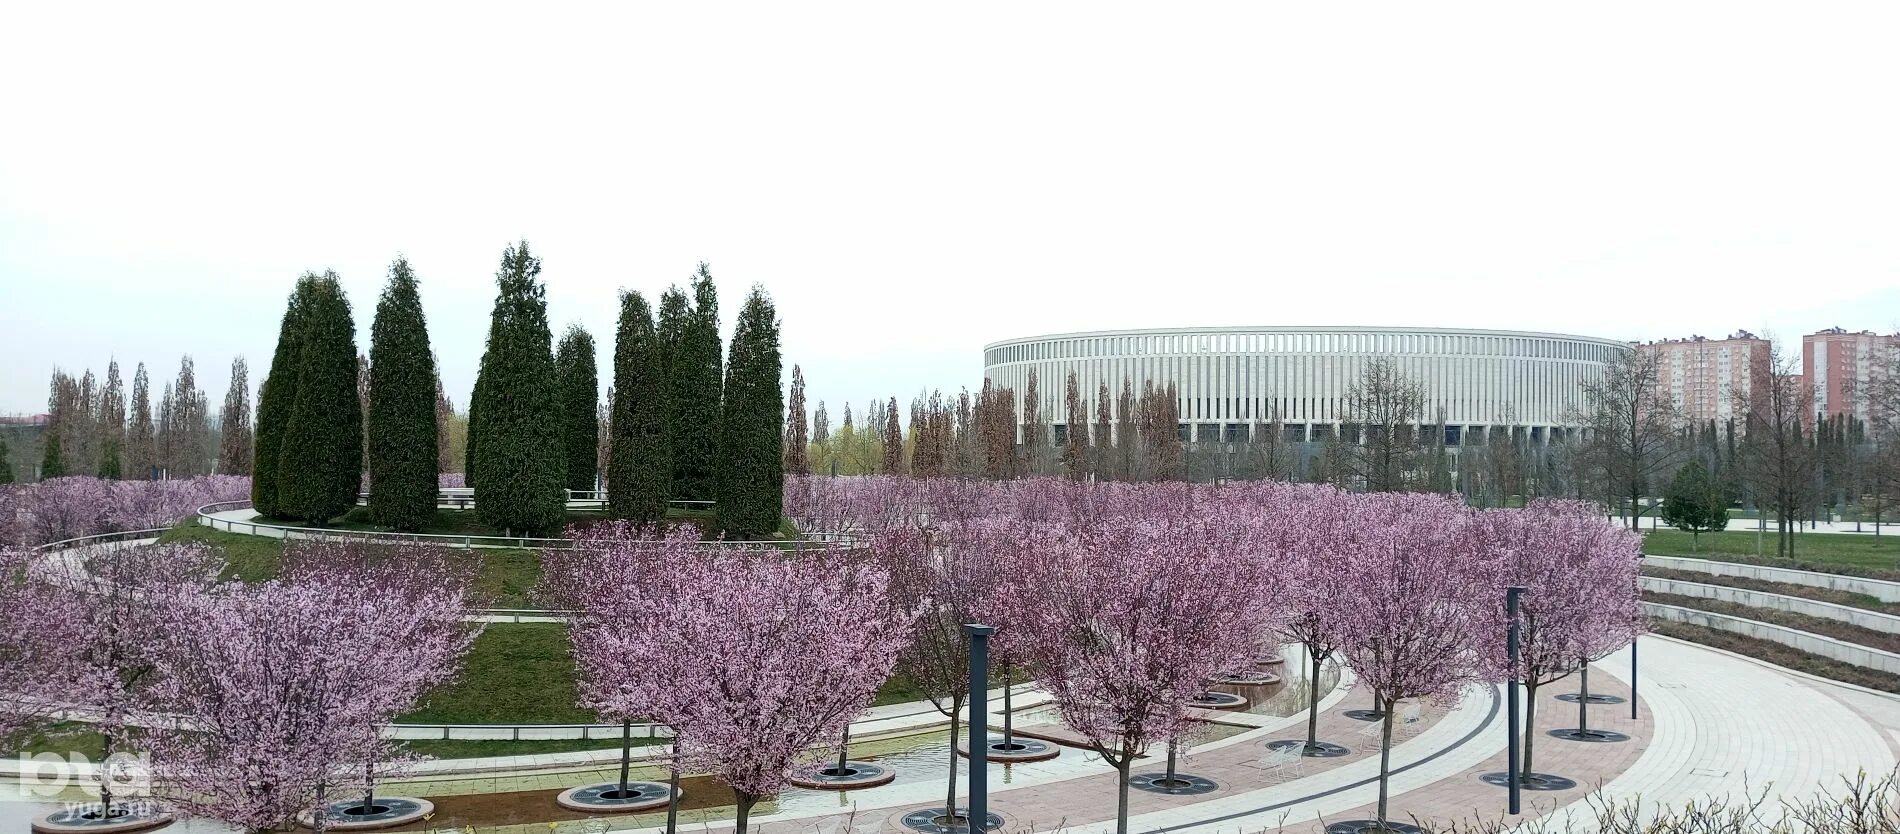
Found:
[715,286,783,537]
[671,265,723,501]
[0,433,12,484]
[608,291,670,523]
[554,326,600,493]
[275,274,362,524]
[368,258,441,532]
[468,241,566,536]
[97,443,120,480]
[1660,460,1731,548]
[253,277,319,516]
[39,429,64,479]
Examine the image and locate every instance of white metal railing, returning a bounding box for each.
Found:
[196,501,857,550]
[31,528,171,553]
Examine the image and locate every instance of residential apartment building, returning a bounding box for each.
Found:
[1804,328,1899,424]
[1640,331,1772,425]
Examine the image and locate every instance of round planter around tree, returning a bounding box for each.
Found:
[297,797,434,831]
[32,804,172,834]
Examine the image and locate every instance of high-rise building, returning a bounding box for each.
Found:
[1640,331,1771,426]
[1803,328,1899,424]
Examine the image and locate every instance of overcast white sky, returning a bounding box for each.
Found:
[4,3,1899,417]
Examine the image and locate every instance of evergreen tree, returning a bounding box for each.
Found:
[554,325,600,493]
[126,364,155,480]
[367,258,440,532]
[1662,460,1730,550]
[609,290,671,523]
[784,365,810,476]
[468,241,566,536]
[39,428,64,479]
[99,361,125,479]
[253,277,319,515]
[276,274,362,524]
[882,396,903,475]
[0,433,11,484]
[715,286,782,537]
[217,357,254,475]
[673,265,724,500]
[165,356,209,477]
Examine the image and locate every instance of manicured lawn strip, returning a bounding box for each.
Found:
[402,735,667,759]
[156,521,540,607]
[1651,621,1900,694]
[1642,529,1900,578]
[158,522,288,583]
[404,623,594,725]
[1645,592,1900,654]
[1642,566,1900,616]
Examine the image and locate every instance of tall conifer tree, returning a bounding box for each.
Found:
[126,363,156,481]
[554,325,600,493]
[217,357,253,475]
[367,258,440,531]
[468,241,566,536]
[673,265,724,500]
[98,361,125,479]
[609,291,671,523]
[253,277,319,515]
[276,274,362,524]
[715,286,783,537]
[784,365,810,476]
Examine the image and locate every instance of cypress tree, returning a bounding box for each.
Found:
[276,273,362,524]
[0,433,11,484]
[253,277,319,516]
[715,286,782,538]
[554,325,600,494]
[673,265,723,501]
[367,258,440,532]
[126,364,155,481]
[99,361,125,480]
[468,241,565,536]
[608,291,671,523]
[216,357,253,476]
[39,428,65,479]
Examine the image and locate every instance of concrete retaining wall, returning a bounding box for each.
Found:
[1644,555,1900,603]
[1645,602,1900,675]
[1642,577,1900,635]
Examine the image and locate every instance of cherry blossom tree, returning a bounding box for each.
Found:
[1240,482,1358,755]
[999,512,1273,834]
[0,545,89,747]
[1486,500,1646,779]
[560,526,911,833]
[1331,493,1503,831]
[145,541,479,833]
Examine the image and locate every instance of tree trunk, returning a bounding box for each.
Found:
[1578,662,1591,736]
[1164,740,1178,790]
[945,701,962,819]
[1002,662,1013,748]
[1376,695,1395,827]
[837,725,851,773]
[1115,758,1131,834]
[1523,683,1539,777]
[734,792,755,834]
[1305,647,1323,750]
[314,782,329,834]
[665,729,681,834]
[618,719,632,794]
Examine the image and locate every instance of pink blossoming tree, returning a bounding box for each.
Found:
[1332,493,1503,831]
[0,545,90,747]
[1000,513,1274,834]
[583,534,911,833]
[145,541,479,834]
[1486,500,1646,779]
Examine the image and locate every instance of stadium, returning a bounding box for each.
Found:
[981,326,1629,446]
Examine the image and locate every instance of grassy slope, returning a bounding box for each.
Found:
[158,521,541,607]
[1641,528,1900,574]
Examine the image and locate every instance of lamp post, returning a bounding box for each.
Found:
[965,624,994,830]
[1506,585,1524,815]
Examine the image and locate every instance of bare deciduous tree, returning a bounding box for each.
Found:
[1581,347,1682,528]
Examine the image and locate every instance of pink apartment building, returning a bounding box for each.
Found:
[1803,328,1899,424]
[1640,331,1772,425]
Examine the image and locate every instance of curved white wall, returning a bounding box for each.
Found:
[982,326,1626,440]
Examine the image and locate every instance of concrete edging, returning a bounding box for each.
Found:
[1641,576,1900,636]
[1644,602,1900,675]
[1644,554,1900,603]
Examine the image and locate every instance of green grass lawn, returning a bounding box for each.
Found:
[404,623,595,725]
[1641,528,1900,573]
[159,521,543,607]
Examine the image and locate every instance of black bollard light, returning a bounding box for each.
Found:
[965,624,994,830]
[1506,585,1524,815]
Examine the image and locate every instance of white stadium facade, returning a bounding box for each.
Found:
[980,326,1629,447]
